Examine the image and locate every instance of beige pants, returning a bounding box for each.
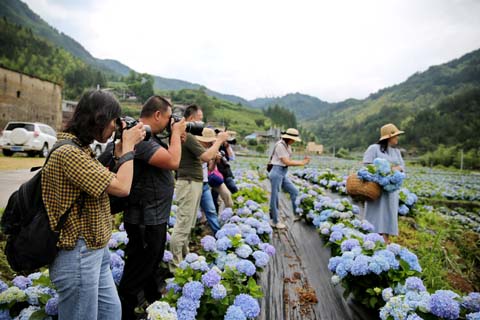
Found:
[169,179,203,271]
[214,183,233,210]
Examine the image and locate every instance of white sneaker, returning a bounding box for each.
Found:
[275,222,287,229]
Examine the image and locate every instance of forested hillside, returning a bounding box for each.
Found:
[309,49,480,153]
[0,18,107,99]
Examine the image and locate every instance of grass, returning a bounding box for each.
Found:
[0,154,44,170]
[392,207,480,293]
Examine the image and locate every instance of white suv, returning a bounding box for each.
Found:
[0,122,57,157]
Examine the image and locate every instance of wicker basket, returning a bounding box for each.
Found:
[346,173,381,202]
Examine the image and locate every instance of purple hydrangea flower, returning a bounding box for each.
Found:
[245,234,261,246]
[259,243,276,257]
[340,239,360,252]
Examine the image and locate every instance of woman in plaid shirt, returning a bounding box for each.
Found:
[42,90,146,320]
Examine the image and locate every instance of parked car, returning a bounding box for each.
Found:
[90,138,113,158]
[0,122,57,157]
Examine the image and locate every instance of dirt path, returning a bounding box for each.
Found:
[257,184,377,320]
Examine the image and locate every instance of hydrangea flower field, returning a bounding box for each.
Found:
[0,156,478,319]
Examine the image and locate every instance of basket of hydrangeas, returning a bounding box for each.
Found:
[346,158,405,202]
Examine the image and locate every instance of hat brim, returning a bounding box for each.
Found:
[196,136,217,143]
[281,134,301,142]
[379,130,404,141]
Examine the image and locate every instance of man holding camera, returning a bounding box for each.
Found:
[169,104,228,270]
[118,96,186,320]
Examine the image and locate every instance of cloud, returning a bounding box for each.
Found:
[23,0,480,101]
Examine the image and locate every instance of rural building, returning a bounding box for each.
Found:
[0,66,62,130]
[306,142,324,155]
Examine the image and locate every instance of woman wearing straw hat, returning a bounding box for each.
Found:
[363,123,405,242]
[268,128,310,229]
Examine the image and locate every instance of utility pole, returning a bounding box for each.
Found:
[460,149,464,171]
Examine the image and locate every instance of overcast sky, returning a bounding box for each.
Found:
[23,0,480,102]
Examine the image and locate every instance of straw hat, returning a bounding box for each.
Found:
[379,123,404,141]
[281,128,301,142]
[196,128,217,143]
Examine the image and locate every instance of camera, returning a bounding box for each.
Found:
[219,150,230,167]
[168,114,204,136]
[115,116,151,141]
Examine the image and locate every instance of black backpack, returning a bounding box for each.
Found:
[0,139,84,272]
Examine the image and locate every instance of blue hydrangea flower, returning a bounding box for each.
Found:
[12,276,32,290]
[350,255,370,276]
[112,266,123,286]
[182,281,204,301]
[201,269,221,288]
[0,280,8,293]
[236,259,256,276]
[163,250,173,263]
[200,235,217,252]
[234,294,260,318]
[399,248,422,272]
[176,296,199,318]
[466,312,480,320]
[211,283,227,300]
[14,306,40,320]
[185,253,199,263]
[405,277,426,292]
[429,290,460,320]
[463,292,480,312]
[110,252,124,269]
[165,278,181,294]
[386,243,402,255]
[382,288,394,302]
[399,204,410,215]
[340,239,360,252]
[245,233,261,246]
[224,305,246,320]
[216,237,233,251]
[0,309,11,320]
[45,297,58,315]
[329,231,343,242]
[252,251,270,268]
[235,244,253,259]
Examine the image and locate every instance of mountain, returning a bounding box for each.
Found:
[250,93,333,121]
[308,49,480,151]
[0,0,251,106]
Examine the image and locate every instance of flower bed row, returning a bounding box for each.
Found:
[291,173,480,319]
[0,170,276,320]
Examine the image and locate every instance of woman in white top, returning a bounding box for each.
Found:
[268,128,310,229]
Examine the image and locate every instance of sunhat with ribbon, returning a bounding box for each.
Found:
[281,128,301,142]
[379,123,404,141]
[196,128,217,143]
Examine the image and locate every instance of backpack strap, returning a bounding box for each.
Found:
[43,139,86,232]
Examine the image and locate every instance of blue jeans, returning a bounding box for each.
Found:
[269,165,299,224]
[201,183,221,234]
[49,238,121,320]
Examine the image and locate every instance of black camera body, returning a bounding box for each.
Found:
[168,115,204,136]
[116,116,151,141]
[219,150,230,167]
